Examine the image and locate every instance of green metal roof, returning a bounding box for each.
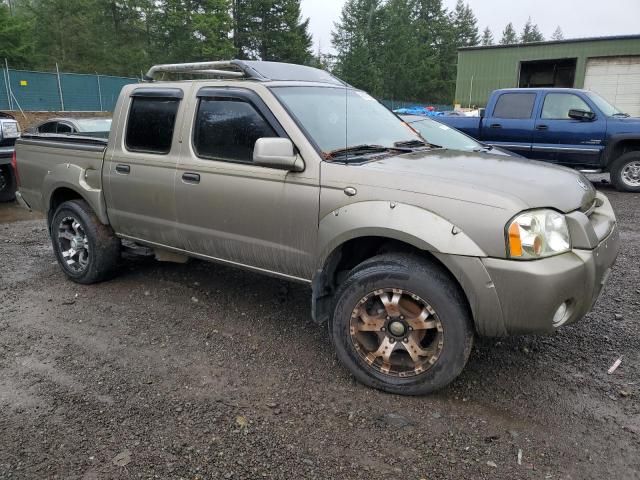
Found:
[454,35,640,107]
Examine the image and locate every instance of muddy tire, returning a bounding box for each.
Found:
[330,253,474,395]
[610,152,640,192]
[0,164,16,202]
[51,200,121,284]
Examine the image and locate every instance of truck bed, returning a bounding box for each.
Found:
[16,134,107,217]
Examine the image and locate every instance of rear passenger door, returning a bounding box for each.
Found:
[532,92,605,167]
[104,88,185,248]
[174,87,320,280]
[483,92,537,157]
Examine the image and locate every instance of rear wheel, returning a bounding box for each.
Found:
[330,253,474,395]
[0,164,16,202]
[51,200,121,284]
[610,152,640,192]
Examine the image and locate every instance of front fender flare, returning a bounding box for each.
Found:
[43,163,109,224]
[602,133,640,167]
[317,201,486,268]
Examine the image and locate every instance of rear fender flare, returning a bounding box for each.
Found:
[43,163,109,224]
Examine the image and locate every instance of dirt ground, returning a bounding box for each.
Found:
[0,183,638,480]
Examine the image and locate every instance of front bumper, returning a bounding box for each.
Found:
[482,225,619,335]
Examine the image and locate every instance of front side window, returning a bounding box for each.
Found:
[57,123,73,134]
[193,98,278,163]
[271,86,421,155]
[493,93,537,119]
[126,97,180,154]
[542,93,592,119]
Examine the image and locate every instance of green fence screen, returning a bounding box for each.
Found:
[0,68,138,112]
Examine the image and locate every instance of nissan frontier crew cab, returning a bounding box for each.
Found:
[14,61,619,395]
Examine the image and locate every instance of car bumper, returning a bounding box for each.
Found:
[481,225,620,335]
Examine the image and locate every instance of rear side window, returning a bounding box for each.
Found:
[39,122,57,133]
[193,98,278,163]
[493,93,536,119]
[126,97,180,154]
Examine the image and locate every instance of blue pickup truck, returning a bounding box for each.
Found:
[438,88,640,192]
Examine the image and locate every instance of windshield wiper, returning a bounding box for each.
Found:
[325,144,411,160]
[612,112,630,118]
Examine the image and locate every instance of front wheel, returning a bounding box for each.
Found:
[330,253,474,395]
[610,152,640,192]
[51,199,121,284]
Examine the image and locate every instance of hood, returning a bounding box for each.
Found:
[608,116,640,132]
[357,149,596,213]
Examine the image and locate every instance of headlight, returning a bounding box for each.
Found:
[507,209,571,259]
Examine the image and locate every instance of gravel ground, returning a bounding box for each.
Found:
[0,182,639,479]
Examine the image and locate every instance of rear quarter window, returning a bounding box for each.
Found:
[125,97,180,154]
[493,93,537,119]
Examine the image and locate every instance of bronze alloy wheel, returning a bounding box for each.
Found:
[349,288,444,377]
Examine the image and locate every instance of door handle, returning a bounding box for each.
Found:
[115,164,130,174]
[182,172,200,184]
[536,125,549,131]
[489,123,502,129]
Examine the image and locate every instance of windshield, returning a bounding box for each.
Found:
[271,86,421,156]
[404,117,481,151]
[585,92,624,117]
[76,118,112,132]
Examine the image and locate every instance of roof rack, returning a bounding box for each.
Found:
[143,59,347,86]
[144,60,258,81]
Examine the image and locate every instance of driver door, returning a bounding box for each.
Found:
[174,87,320,280]
[532,92,606,167]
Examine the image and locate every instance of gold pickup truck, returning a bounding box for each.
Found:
[14,60,619,395]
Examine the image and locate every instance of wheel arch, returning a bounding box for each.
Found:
[311,201,489,330]
[603,135,640,169]
[44,163,109,226]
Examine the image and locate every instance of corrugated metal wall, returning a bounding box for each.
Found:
[0,68,137,112]
[455,37,640,107]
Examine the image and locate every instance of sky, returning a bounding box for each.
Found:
[300,0,640,53]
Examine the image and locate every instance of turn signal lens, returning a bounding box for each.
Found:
[508,222,523,257]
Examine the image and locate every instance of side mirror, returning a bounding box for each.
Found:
[568,109,596,121]
[479,108,486,118]
[253,138,304,172]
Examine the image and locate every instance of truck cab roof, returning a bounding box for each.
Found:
[143,59,348,87]
[492,87,592,95]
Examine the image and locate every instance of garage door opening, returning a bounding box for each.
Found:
[519,58,577,88]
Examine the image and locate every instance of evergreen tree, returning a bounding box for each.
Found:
[0,1,33,67]
[331,0,384,96]
[412,0,459,102]
[551,26,564,41]
[480,26,494,46]
[520,17,544,43]
[234,0,313,64]
[450,0,479,47]
[500,22,518,45]
[158,0,234,65]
